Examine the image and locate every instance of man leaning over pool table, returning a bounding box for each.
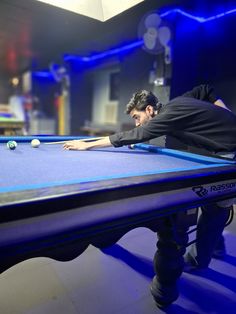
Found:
[63,85,236,308]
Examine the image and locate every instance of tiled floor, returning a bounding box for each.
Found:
[0,216,235,314]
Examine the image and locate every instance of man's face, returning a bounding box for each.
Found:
[130,105,156,127]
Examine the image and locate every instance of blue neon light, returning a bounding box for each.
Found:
[63,7,236,63]
[33,71,53,78]
[32,6,236,78]
[161,8,236,23]
[64,40,143,62]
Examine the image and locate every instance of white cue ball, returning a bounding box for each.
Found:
[31,139,40,148]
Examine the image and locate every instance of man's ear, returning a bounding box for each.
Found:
[146,105,155,115]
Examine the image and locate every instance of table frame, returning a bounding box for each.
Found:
[1,140,236,274]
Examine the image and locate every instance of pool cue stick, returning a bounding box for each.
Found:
[44,136,105,145]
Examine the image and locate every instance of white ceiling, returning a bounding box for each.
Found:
[34,0,145,21]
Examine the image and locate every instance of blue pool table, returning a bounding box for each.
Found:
[0,135,236,274]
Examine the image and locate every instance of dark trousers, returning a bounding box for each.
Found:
[187,203,231,267]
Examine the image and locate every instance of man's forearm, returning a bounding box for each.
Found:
[86,136,112,149]
[63,136,113,150]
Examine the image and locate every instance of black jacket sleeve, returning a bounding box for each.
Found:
[182,84,218,103]
[109,108,175,147]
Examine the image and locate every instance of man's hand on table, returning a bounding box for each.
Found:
[63,140,89,150]
[63,136,112,150]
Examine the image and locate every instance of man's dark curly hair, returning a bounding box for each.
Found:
[125,90,162,114]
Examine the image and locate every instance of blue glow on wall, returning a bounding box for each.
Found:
[63,7,236,64]
[33,71,54,78]
[161,8,236,23]
[64,40,143,63]
[33,6,236,78]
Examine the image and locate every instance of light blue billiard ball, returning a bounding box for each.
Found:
[31,139,40,148]
[7,140,17,150]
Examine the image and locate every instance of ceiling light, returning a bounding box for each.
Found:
[34,0,145,21]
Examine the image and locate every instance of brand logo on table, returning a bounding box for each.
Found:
[192,186,208,197]
[210,182,236,192]
[192,182,236,197]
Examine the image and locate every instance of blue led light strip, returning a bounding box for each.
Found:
[63,7,236,63]
[64,40,143,62]
[33,71,53,78]
[161,8,236,23]
[33,6,236,78]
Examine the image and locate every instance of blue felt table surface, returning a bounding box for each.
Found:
[0,143,233,194]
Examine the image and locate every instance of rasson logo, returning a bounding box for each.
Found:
[192,182,236,197]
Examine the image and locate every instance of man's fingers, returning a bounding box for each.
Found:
[63,142,73,150]
[63,140,87,150]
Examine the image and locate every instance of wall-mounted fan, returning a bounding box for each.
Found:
[138,12,172,64]
[49,63,70,88]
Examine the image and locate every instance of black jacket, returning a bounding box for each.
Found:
[109,85,236,154]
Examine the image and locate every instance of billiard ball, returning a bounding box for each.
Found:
[128,144,135,149]
[31,139,40,148]
[7,140,17,150]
